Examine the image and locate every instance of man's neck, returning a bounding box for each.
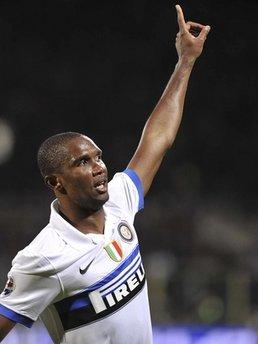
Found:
[58,202,105,235]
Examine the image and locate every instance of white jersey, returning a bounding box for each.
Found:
[0,170,153,344]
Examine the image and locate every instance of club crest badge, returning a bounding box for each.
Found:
[104,240,123,262]
[1,276,15,297]
[118,222,134,243]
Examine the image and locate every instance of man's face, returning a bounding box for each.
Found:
[56,135,109,212]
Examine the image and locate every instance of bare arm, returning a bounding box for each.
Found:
[0,315,15,342]
[127,5,210,195]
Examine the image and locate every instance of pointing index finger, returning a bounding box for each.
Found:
[175,4,187,33]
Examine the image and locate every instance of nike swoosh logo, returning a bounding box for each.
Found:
[79,259,94,275]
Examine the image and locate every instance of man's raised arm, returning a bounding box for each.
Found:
[127,5,210,195]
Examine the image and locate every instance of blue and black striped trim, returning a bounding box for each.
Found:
[55,245,140,314]
[54,245,145,331]
[123,168,144,210]
[0,304,34,328]
[55,266,145,331]
[68,256,141,312]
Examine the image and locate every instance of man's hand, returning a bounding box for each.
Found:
[175,4,210,63]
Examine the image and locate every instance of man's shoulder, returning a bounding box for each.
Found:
[106,170,143,215]
[107,171,132,199]
[29,224,66,254]
[12,225,67,274]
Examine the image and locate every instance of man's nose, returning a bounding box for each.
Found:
[92,161,104,176]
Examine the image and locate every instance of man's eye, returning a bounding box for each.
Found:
[79,158,88,165]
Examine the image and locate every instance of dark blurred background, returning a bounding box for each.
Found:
[0,0,258,329]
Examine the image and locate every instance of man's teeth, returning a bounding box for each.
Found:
[95,182,105,190]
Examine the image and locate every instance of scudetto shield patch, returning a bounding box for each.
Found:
[104,240,123,262]
[1,276,15,296]
[118,222,134,243]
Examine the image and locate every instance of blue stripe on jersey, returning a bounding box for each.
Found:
[0,304,34,328]
[102,261,143,297]
[56,244,140,313]
[69,296,90,311]
[86,244,140,292]
[123,168,144,210]
[100,256,141,293]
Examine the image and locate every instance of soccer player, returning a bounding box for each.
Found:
[0,5,210,344]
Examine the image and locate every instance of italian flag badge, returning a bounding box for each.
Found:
[104,240,123,262]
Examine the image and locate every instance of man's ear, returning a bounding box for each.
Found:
[44,175,66,194]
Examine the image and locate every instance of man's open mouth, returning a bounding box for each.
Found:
[94,179,108,193]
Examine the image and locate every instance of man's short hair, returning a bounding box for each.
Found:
[37,132,83,178]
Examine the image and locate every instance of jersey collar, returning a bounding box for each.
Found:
[49,199,105,252]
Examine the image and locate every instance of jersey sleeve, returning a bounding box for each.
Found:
[107,168,144,221]
[0,248,62,328]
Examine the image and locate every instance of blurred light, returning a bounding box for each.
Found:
[153,326,258,344]
[146,251,176,279]
[4,323,258,344]
[0,118,15,164]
